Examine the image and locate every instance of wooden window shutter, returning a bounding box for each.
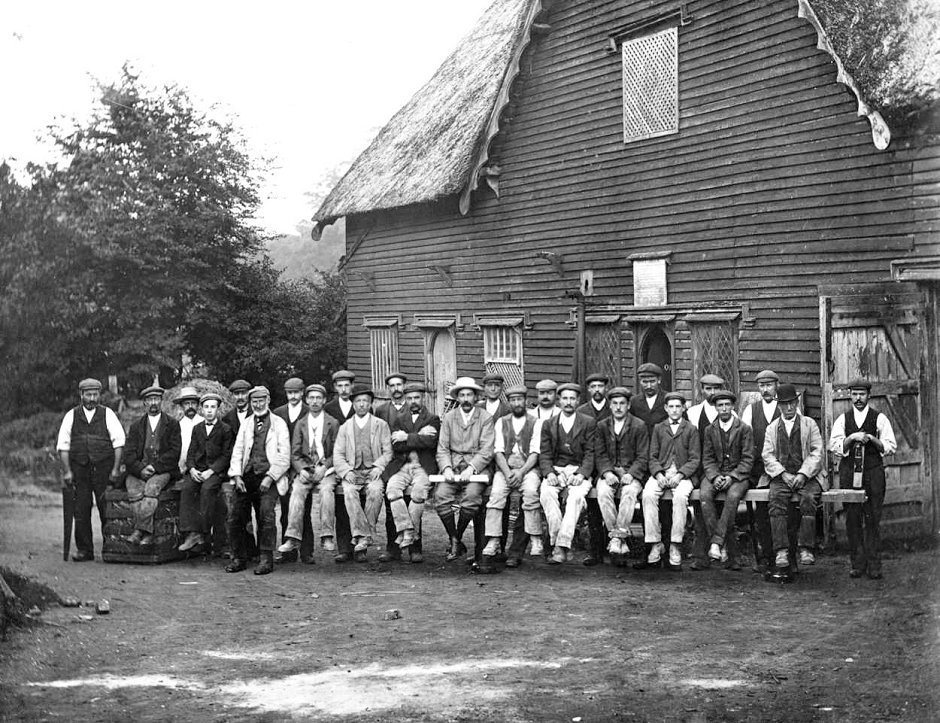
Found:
[622,26,678,143]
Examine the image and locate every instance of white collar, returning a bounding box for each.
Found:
[853,406,870,424]
[645,394,658,408]
[719,417,734,432]
[591,399,606,410]
[354,414,371,428]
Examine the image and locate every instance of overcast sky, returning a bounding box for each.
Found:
[0,1,492,235]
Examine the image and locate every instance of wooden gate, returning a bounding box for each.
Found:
[820,283,932,537]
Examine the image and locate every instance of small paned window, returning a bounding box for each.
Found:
[622,26,678,143]
[367,323,399,392]
[483,324,524,388]
[690,320,739,398]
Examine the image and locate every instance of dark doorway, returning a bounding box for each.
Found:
[639,324,673,391]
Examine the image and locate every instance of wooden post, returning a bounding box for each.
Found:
[575,292,586,386]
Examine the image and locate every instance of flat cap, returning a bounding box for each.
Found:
[403,381,427,394]
[557,382,581,394]
[450,377,483,398]
[199,392,223,405]
[78,378,102,392]
[331,370,355,382]
[699,374,725,386]
[847,378,872,391]
[141,385,165,399]
[710,389,737,404]
[284,377,305,392]
[663,391,686,405]
[637,363,664,377]
[535,379,557,392]
[777,384,799,403]
[174,386,200,403]
[228,379,251,393]
[248,385,270,400]
[585,373,609,385]
[482,373,504,384]
[504,384,528,397]
[606,386,631,400]
[384,371,407,384]
[350,383,375,400]
[304,383,328,397]
[755,369,779,383]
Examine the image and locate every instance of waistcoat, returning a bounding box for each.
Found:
[69,406,113,465]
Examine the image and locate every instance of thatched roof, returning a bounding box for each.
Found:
[314,0,542,226]
[313,0,936,228]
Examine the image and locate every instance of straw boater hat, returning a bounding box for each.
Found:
[174,386,200,404]
[449,377,483,398]
[140,385,165,399]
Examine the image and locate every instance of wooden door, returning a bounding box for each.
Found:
[427,328,457,417]
[638,324,673,391]
[821,283,931,537]
[585,318,621,385]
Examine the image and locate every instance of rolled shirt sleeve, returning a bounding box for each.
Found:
[56,410,75,451]
[56,407,125,451]
[877,413,897,456]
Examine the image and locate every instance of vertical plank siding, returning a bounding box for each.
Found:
[341,0,935,427]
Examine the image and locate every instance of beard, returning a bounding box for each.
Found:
[184,408,197,418]
[410,404,422,414]
[460,401,474,412]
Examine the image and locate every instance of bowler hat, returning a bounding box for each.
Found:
[284,377,305,392]
[304,383,328,397]
[585,373,609,385]
[711,389,737,404]
[141,385,165,399]
[755,370,779,383]
[450,377,483,398]
[505,384,528,398]
[350,383,375,400]
[331,370,355,382]
[847,378,872,391]
[776,384,799,403]
[663,391,686,405]
[637,363,664,378]
[385,371,407,385]
[174,386,200,403]
[248,386,270,400]
[228,379,251,393]
[78,378,102,392]
[556,382,581,394]
[535,379,557,392]
[699,374,725,386]
[403,382,427,394]
[606,386,631,400]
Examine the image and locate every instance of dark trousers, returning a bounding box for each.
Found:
[227,473,278,560]
[179,472,223,535]
[70,459,111,556]
[700,478,749,548]
[585,497,606,560]
[750,474,773,564]
[769,477,822,550]
[279,484,314,558]
[846,466,886,575]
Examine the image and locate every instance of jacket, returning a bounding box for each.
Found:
[538,412,597,478]
[385,406,441,478]
[228,413,292,491]
[291,411,340,474]
[324,397,355,423]
[761,414,827,489]
[186,419,235,476]
[374,400,408,427]
[124,412,182,479]
[649,418,701,484]
[436,406,495,475]
[594,413,649,480]
[333,414,393,480]
[477,397,512,420]
[272,402,309,443]
[576,400,612,423]
[629,393,669,430]
[702,417,755,482]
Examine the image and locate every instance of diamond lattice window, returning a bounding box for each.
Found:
[690,321,738,399]
[622,26,678,143]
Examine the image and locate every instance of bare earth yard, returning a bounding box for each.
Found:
[0,489,938,722]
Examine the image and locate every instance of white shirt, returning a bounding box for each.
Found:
[741,399,777,426]
[338,398,352,418]
[148,413,161,432]
[287,402,303,423]
[56,406,126,451]
[828,405,897,458]
[687,401,718,428]
[354,413,371,429]
[485,399,502,416]
[494,415,541,456]
[719,417,734,432]
[591,399,606,412]
[613,418,626,436]
[307,412,326,460]
[459,408,475,426]
[782,417,797,436]
[179,414,205,472]
[645,394,659,409]
[560,413,576,433]
[529,405,560,421]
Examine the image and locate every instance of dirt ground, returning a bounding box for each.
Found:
[0,489,938,723]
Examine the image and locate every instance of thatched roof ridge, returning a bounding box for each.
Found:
[314,0,539,225]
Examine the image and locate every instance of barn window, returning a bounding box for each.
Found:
[621,25,678,143]
[689,317,739,399]
[482,321,525,388]
[364,317,400,392]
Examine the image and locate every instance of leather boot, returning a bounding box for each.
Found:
[254,551,274,575]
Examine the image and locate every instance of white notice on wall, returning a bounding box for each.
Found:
[633,258,668,307]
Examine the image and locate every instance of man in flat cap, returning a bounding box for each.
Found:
[687,375,727,439]
[375,372,408,427]
[179,392,235,553]
[123,386,182,547]
[227,386,291,575]
[828,378,896,579]
[594,386,649,565]
[696,389,754,570]
[324,370,356,423]
[539,382,597,565]
[272,377,311,563]
[529,379,560,421]
[740,369,781,572]
[57,378,126,561]
[477,372,511,420]
[333,384,393,561]
[384,381,440,562]
[222,380,253,431]
[630,363,669,431]
[761,383,825,572]
[577,373,611,422]
[436,377,495,561]
[174,387,204,477]
[638,391,700,570]
[483,383,542,567]
[279,383,341,557]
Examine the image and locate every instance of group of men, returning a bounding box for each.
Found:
[56,363,895,580]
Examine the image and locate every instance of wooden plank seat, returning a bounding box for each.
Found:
[101,479,186,564]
